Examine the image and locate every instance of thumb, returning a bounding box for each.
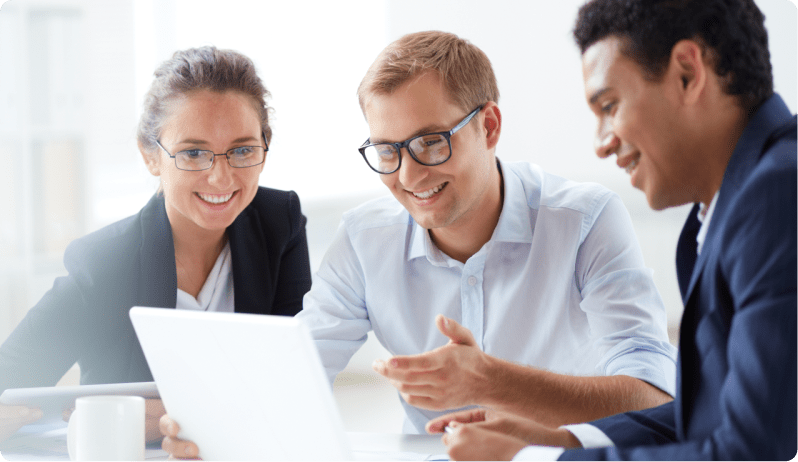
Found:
[436,314,477,346]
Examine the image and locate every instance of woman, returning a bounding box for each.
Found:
[0,46,312,441]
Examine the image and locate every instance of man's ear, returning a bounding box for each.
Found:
[669,39,708,106]
[482,102,501,150]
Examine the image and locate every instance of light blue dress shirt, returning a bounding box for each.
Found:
[297,161,677,433]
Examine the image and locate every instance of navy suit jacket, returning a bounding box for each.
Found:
[0,187,312,391]
[561,95,797,460]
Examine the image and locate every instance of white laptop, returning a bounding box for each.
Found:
[129,307,352,461]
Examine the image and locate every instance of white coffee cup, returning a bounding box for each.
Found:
[67,395,145,461]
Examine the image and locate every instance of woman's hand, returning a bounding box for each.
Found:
[145,399,166,443]
[0,404,43,442]
[160,414,201,459]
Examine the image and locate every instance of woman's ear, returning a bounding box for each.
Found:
[140,147,161,176]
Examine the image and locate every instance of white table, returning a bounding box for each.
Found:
[0,423,449,461]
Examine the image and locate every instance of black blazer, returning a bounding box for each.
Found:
[0,187,311,391]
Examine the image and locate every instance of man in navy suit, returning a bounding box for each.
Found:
[430,0,797,459]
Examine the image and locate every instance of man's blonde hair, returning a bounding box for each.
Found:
[357,31,499,114]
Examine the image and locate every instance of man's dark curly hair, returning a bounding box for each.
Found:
[573,0,773,112]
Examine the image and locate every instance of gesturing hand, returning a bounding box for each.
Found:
[372,314,491,410]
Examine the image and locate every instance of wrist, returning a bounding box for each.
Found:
[472,351,500,405]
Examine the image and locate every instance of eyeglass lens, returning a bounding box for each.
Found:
[362,134,450,173]
[175,146,266,171]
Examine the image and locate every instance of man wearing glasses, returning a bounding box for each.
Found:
[296,31,677,433]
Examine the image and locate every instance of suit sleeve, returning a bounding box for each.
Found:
[559,152,797,461]
[269,191,312,317]
[0,244,96,392]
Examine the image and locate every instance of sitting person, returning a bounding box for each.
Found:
[0,46,312,442]
[433,0,796,459]
[160,31,679,459]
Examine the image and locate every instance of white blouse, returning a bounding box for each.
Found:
[176,242,234,312]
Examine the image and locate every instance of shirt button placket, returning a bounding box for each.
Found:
[460,257,485,350]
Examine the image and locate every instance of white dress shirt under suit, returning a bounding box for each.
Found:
[297,160,677,433]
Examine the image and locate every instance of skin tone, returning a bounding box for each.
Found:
[436,35,749,460]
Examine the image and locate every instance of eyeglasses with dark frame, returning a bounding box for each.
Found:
[358,105,484,174]
[155,134,269,171]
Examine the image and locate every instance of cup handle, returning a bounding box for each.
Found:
[67,409,78,461]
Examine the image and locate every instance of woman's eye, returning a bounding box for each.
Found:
[183,150,204,159]
[231,147,254,156]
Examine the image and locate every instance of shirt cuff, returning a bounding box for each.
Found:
[562,423,614,449]
[512,446,565,461]
[600,338,677,397]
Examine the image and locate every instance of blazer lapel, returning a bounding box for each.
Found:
[137,193,178,308]
[228,207,273,314]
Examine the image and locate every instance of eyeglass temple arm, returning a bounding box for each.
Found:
[449,105,485,135]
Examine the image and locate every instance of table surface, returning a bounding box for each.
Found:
[0,423,449,461]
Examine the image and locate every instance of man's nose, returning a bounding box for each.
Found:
[594,128,620,159]
[397,148,429,189]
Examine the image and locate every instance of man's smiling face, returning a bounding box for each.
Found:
[364,71,497,230]
[582,36,701,210]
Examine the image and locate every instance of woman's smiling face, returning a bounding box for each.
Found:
[143,89,265,240]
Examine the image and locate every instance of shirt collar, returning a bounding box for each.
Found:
[407,159,535,264]
[696,191,719,255]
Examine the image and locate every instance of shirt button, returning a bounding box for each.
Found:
[467,276,477,286]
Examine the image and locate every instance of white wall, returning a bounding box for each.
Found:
[2,0,796,345]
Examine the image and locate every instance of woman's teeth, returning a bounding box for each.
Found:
[197,192,234,204]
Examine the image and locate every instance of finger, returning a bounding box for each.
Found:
[436,315,477,346]
[374,351,441,376]
[162,436,199,459]
[426,408,489,433]
[401,393,450,411]
[146,399,166,418]
[391,380,441,399]
[159,414,180,438]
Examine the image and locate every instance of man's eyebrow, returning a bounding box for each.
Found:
[370,124,448,145]
[589,87,612,105]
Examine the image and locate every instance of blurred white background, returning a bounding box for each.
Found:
[0,0,795,433]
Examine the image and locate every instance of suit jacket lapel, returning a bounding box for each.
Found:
[228,205,273,314]
[137,193,178,308]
